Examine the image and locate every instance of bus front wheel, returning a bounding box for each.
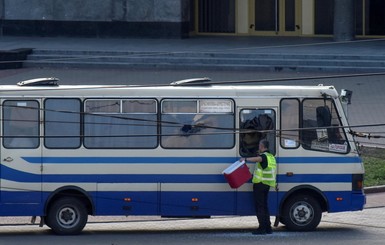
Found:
[47,197,88,235]
[281,194,322,231]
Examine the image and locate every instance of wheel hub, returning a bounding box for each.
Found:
[292,202,313,224]
[295,206,310,220]
[59,208,76,225]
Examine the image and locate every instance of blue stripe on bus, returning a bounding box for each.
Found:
[1,165,353,184]
[21,156,362,164]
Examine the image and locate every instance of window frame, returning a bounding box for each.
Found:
[83,98,159,149]
[280,98,300,149]
[44,98,82,149]
[2,99,40,149]
[239,108,276,157]
[300,98,351,154]
[160,98,235,149]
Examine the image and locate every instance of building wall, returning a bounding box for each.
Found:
[1,0,381,38]
[0,0,191,38]
[302,0,314,35]
[237,0,248,34]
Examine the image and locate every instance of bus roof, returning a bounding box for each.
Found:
[0,83,339,98]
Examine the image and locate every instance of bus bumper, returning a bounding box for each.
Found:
[352,192,366,211]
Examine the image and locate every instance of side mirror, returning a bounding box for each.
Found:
[341,89,353,104]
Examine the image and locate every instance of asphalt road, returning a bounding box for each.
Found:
[0,192,384,245]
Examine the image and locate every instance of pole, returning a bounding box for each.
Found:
[333,0,355,41]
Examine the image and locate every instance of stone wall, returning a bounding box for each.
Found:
[0,0,191,38]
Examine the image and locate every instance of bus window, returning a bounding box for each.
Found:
[44,98,81,149]
[122,99,157,113]
[280,99,300,149]
[162,100,197,113]
[161,99,235,149]
[84,99,158,149]
[3,100,40,148]
[239,109,276,156]
[302,99,350,153]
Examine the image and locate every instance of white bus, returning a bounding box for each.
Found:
[0,78,365,235]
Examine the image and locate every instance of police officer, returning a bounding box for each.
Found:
[241,139,276,235]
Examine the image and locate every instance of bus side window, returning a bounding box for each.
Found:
[280,99,300,148]
[239,109,276,156]
[161,99,235,149]
[84,99,158,149]
[44,98,81,149]
[3,100,40,149]
[302,99,350,153]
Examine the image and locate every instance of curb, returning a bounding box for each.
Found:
[364,185,385,194]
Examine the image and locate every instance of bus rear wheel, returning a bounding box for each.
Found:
[47,197,88,235]
[281,194,322,231]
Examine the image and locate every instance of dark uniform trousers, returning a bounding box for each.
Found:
[253,182,271,230]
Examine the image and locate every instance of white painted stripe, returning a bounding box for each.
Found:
[237,182,352,192]
[1,180,234,193]
[277,182,352,192]
[42,182,97,192]
[1,179,42,192]
[161,183,234,192]
[8,154,364,176]
[97,183,159,192]
[277,163,364,175]
[1,179,352,194]
[6,162,363,176]
[42,164,234,175]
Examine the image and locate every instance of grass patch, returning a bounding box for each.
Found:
[361,146,385,187]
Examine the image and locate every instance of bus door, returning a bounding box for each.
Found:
[237,107,278,215]
[0,99,42,204]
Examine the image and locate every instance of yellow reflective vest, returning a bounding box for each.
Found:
[252,152,277,187]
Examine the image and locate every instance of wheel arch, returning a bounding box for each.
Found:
[44,186,94,216]
[279,185,329,215]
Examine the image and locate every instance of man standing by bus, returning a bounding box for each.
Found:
[241,139,277,235]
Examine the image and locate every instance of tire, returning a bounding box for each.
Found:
[281,194,322,231]
[47,197,88,235]
[44,216,51,228]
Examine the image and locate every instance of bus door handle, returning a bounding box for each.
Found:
[286,172,294,177]
[3,157,13,162]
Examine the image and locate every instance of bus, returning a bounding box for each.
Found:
[0,77,365,235]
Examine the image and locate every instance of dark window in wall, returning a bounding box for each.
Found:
[198,0,235,33]
[356,0,363,35]
[285,0,296,32]
[254,0,278,31]
[314,0,334,35]
[190,0,196,32]
[366,0,385,35]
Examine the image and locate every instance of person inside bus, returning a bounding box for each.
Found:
[240,139,277,235]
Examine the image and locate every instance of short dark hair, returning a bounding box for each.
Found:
[259,139,269,149]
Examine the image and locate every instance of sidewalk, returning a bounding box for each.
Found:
[0,36,385,55]
[0,36,382,72]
